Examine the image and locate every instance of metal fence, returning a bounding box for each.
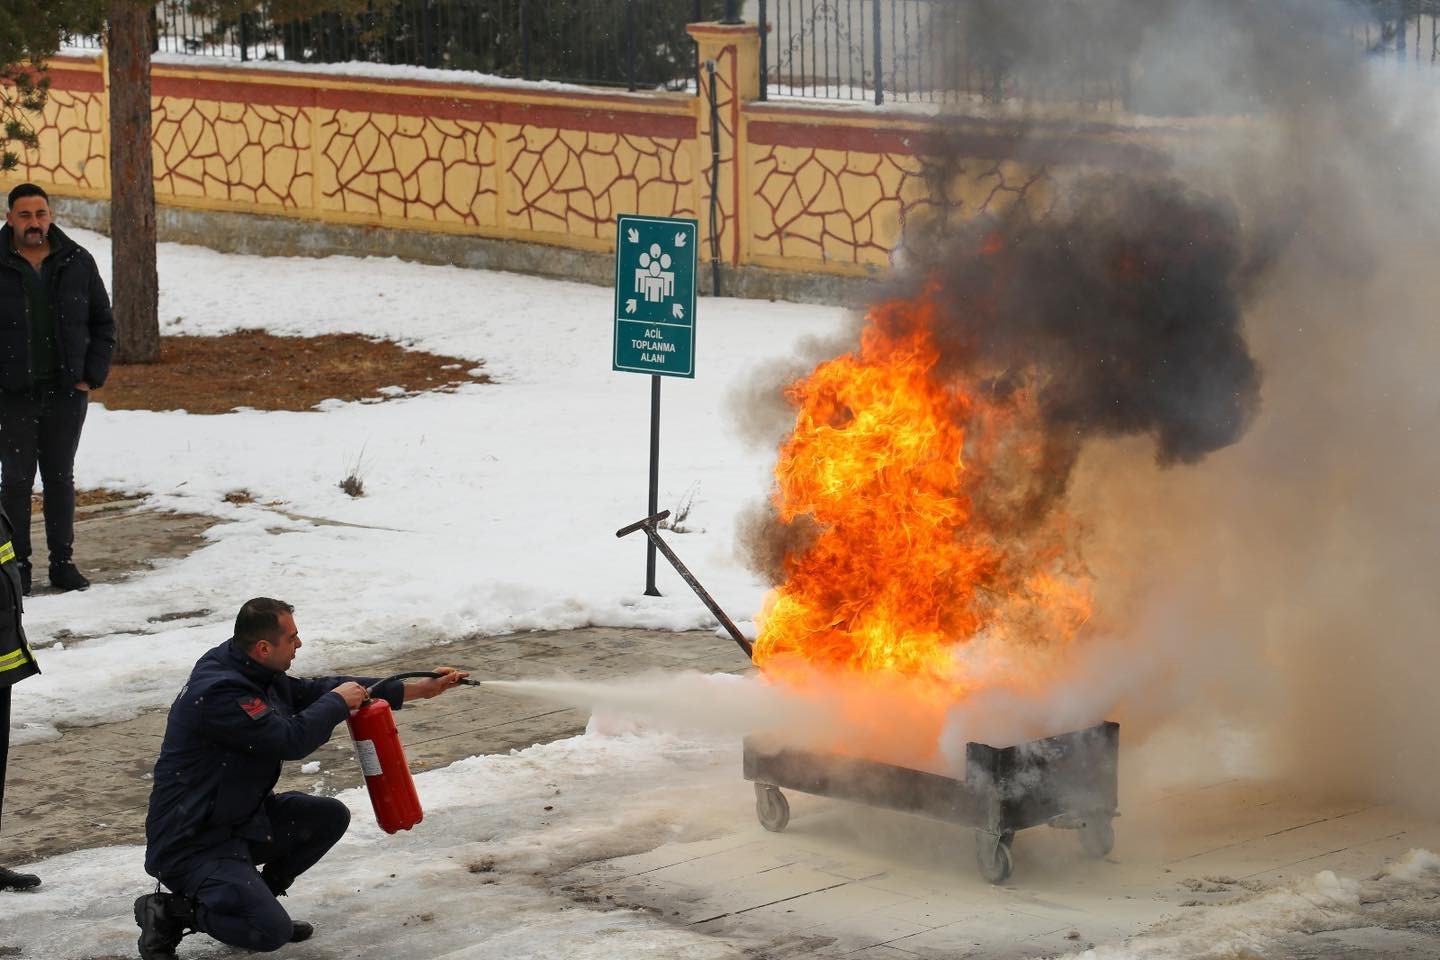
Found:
[62,1,1440,106]
[70,0,726,91]
[758,0,1440,108]
[758,0,1131,108]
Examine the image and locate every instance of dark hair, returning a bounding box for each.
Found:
[6,183,48,210]
[233,597,295,651]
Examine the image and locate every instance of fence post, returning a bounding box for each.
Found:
[627,0,637,91]
[521,0,531,81]
[872,0,883,105]
[694,0,702,95]
[722,0,741,25]
[420,0,435,67]
[758,0,768,101]
[1396,0,1407,60]
[239,10,250,62]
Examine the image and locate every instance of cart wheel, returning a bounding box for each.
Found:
[1078,817,1114,858]
[754,784,790,832]
[975,831,1013,884]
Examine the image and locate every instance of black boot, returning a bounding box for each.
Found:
[48,561,90,592]
[134,892,193,960]
[0,865,40,890]
[290,921,314,943]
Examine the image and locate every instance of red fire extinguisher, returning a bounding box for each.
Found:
[346,671,474,834]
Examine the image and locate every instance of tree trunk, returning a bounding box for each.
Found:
[107,0,159,364]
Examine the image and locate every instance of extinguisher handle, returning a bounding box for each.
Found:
[364,671,479,700]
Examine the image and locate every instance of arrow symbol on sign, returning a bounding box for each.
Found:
[626,228,639,244]
[674,232,687,248]
[625,299,637,314]
[672,303,685,320]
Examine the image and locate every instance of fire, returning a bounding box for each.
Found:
[752,284,1094,765]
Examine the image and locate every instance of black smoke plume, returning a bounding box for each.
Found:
[913,175,1261,469]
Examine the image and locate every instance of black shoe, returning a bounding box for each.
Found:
[134,892,191,960]
[16,560,30,597]
[48,561,89,592]
[290,921,314,943]
[0,865,40,890]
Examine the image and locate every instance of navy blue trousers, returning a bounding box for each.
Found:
[166,793,350,952]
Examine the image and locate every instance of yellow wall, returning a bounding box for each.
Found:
[11,48,1171,279]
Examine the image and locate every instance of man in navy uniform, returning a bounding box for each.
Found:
[134,597,467,959]
[0,506,41,890]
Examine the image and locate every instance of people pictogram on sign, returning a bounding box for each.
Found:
[635,243,675,304]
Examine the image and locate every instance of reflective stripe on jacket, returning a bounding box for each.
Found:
[0,509,38,688]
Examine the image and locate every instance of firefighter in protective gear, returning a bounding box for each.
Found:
[135,597,466,959]
[0,506,41,891]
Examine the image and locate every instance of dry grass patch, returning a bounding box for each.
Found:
[94,332,490,414]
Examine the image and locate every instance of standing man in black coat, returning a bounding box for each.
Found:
[0,505,41,891]
[0,182,116,595]
[135,597,468,960]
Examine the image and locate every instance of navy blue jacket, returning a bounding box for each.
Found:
[143,639,403,880]
[0,222,116,392]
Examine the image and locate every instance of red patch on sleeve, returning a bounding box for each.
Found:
[239,696,271,720]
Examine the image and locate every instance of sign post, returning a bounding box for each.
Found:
[613,215,698,595]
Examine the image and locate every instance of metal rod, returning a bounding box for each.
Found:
[723,0,742,25]
[521,0,531,81]
[872,0,883,105]
[616,511,754,659]
[694,0,703,96]
[706,58,723,297]
[759,0,769,101]
[646,374,661,596]
[626,0,637,92]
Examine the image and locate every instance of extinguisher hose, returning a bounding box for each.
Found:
[364,671,481,699]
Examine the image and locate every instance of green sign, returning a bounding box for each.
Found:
[613,215,697,378]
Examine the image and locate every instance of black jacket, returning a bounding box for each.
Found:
[0,222,116,392]
[0,508,38,688]
[143,639,403,880]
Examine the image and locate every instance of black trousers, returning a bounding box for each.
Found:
[0,385,90,566]
[166,793,351,952]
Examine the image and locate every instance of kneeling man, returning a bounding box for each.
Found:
[136,597,467,959]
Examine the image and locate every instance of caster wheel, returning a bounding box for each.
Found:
[975,831,1013,884]
[755,784,790,832]
[1079,817,1114,858]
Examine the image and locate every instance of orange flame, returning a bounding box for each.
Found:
[753,286,1094,765]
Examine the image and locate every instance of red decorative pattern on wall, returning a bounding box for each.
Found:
[153,97,311,208]
[504,127,695,239]
[315,110,497,224]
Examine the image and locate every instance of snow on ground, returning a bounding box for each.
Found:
[10,228,846,738]
[6,233,1440,958]
[8,720,1440,959]
[6,724,758,959]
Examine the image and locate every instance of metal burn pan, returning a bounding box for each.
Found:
[742,721,1120,883]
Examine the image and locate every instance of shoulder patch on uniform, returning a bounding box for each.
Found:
[239,696,271,720]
